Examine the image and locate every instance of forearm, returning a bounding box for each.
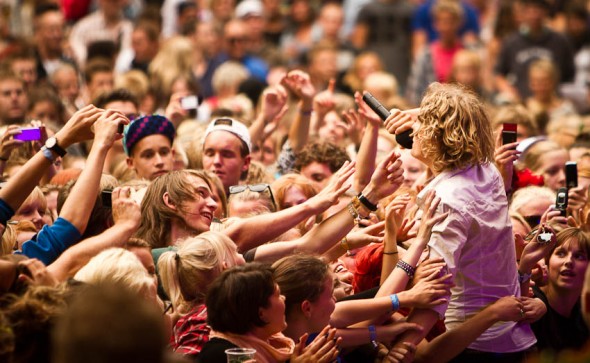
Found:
[353,123,378,192]
[249,113,267,146]
[336,325,398,348]
[289,99,312,152]
[414,306,500,363]
[47,222,136,281]
[321,243,346,263]
[294,207,356,255]
[0,152,53,211]
[226,200,322,252]
[391,308,438,354]
[59,142,109,233]
[331,296,393,328]
[376,236,427,298]
[381,229,399,284]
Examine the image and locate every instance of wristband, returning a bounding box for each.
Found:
[357,193,378,211]
[518,270,532,284]
[396,259,416,279]
[389,294,400,312]
[299,109,313,116]
[368,324,378,348]
[340,237,354,256]
[383,250,398,255]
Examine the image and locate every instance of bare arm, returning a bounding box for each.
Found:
[351,92,381,192]
[249,87,287,146]
[281,70,316,153]
[414,296,526,363]
[48,187,140,281]
[0,106,102,213]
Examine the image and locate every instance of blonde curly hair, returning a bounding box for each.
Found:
[415,83,494,173]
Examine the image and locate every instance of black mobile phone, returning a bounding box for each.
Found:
[101,189,113,208]
[502,123,517,145]
[555,187,568,217]
[118,123,125,134]
[566,162,578,189]
[362,92,413,149]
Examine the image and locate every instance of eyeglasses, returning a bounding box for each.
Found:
[229,183,277,210]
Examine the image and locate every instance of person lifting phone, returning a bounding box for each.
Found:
[382,83,537,362]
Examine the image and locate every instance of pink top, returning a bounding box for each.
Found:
[431,41,462,83]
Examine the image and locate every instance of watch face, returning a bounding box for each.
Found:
[46,137,56,148]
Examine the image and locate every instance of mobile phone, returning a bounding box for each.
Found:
[362,92,413,149]
[118,123,125,134]
[14,127,41,141]
[502,123,517,145]
[555,187,568,217]
[101,189,113,208]
[566,161,578,189]
[180,95,200,110]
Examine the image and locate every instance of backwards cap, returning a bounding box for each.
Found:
[204,118,252,154]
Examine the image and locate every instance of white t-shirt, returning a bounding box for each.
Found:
[418,162,536,353]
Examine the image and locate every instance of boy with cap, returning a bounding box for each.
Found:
[202,118,252,195]
[124,115,176,181]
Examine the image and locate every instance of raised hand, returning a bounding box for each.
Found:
[261,86,288,123]
[494,130,520,193]
[313,79,336,117]
[292,326,341,363]
[307,161,355,214]
[0,125,25,160]
[385,194,412,238]
[281,70,316,102]
[384,342,416,363]
[362,150,405,204]
[165,91,190,126]
[414,190,448,249]
[402,269,453,308]
[92,110,130,149]
[111,187,141,231]
[355,91,381,128]
[383,108,418,135]
[518,223,557,273]
[55,105,104,147]
[346,221,385,249]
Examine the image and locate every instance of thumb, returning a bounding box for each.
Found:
[327,78,335,93]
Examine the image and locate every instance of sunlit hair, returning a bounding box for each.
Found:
[244,160,274,185]
[135,170,214,248]
[492,104,538,137]
[1,224,17,255]
[17,187,47,217]
[271,174,318,210]
[509,186,555,214]
[204,171,228,219]
[158,232,239,314]
[520,139,565,173]
[212,61,249,95]
[272,254,330,319]
[544,227,590,265]
[415,83,494,173]
[228,188,275,217]
[74,248,155,299]
[343,51,384,92]
[529,58,559,85]
[432,0,464,22]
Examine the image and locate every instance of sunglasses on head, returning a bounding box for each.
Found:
[229,184,276,209]
[523,215,542,229]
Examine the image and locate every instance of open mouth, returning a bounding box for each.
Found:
[560,270,576,277]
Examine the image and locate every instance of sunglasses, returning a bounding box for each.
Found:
[523,215,542,229]
[229,184,277,210]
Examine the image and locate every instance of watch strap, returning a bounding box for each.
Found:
[357,193,378,211]
[46,137,67,157]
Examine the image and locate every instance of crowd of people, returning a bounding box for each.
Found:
[2,0,590,362]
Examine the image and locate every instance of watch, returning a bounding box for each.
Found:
[44,137,66,157]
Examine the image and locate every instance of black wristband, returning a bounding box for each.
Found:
[357,193,378,211]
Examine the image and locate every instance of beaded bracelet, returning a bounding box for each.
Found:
[340,237,352,256]
[389,294,400,312]
[396,259,416,279]
[346,202,362,225]
[368,324,378,348]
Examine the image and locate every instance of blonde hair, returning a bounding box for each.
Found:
[115,70,151,102]
[18,187,47,216]
[149,36,194,106]
[74,248,154,298]
[157,232,239,313]
[228,188,275,217]
[343,51,384,92]
[135,170,213,248]
[363,71,407,110]
[1,224,16,255]
[509,186,555,214]
[415,83,494,173]
[492,104,538,137]
[529,58,559,84]
[520,140,565,173]
[212,61,249,96]
[244,160,274,185]
[432,0,464,22]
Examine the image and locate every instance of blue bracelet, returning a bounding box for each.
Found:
[390,294,400,311]
[368,324,378,348]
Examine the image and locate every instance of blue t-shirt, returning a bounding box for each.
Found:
[0,198,14,226]
[19,217,81,266]
[412,0,480,42]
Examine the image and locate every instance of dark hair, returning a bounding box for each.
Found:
[93,88,139,109]
[294,140,350,173]
[34,3,61,18]
[206,263,275,334]
[272,255,330,318]
[84,58,113,84]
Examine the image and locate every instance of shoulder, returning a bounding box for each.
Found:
[198,338,238,363]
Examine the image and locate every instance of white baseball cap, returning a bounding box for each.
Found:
[235,0,263,19]
[204,118,252,153]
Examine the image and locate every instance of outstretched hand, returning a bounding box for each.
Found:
[363,150,405,204]
[307,161,355,214]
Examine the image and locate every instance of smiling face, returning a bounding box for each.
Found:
[175,175,219,234]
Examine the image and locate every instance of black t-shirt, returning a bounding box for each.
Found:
[531,286,589,352]
[197,337,239,363]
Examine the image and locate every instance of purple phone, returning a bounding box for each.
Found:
[14,127,41,141]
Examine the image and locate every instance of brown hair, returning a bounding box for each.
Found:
[271,174,318,210]
[135,170,213,248]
